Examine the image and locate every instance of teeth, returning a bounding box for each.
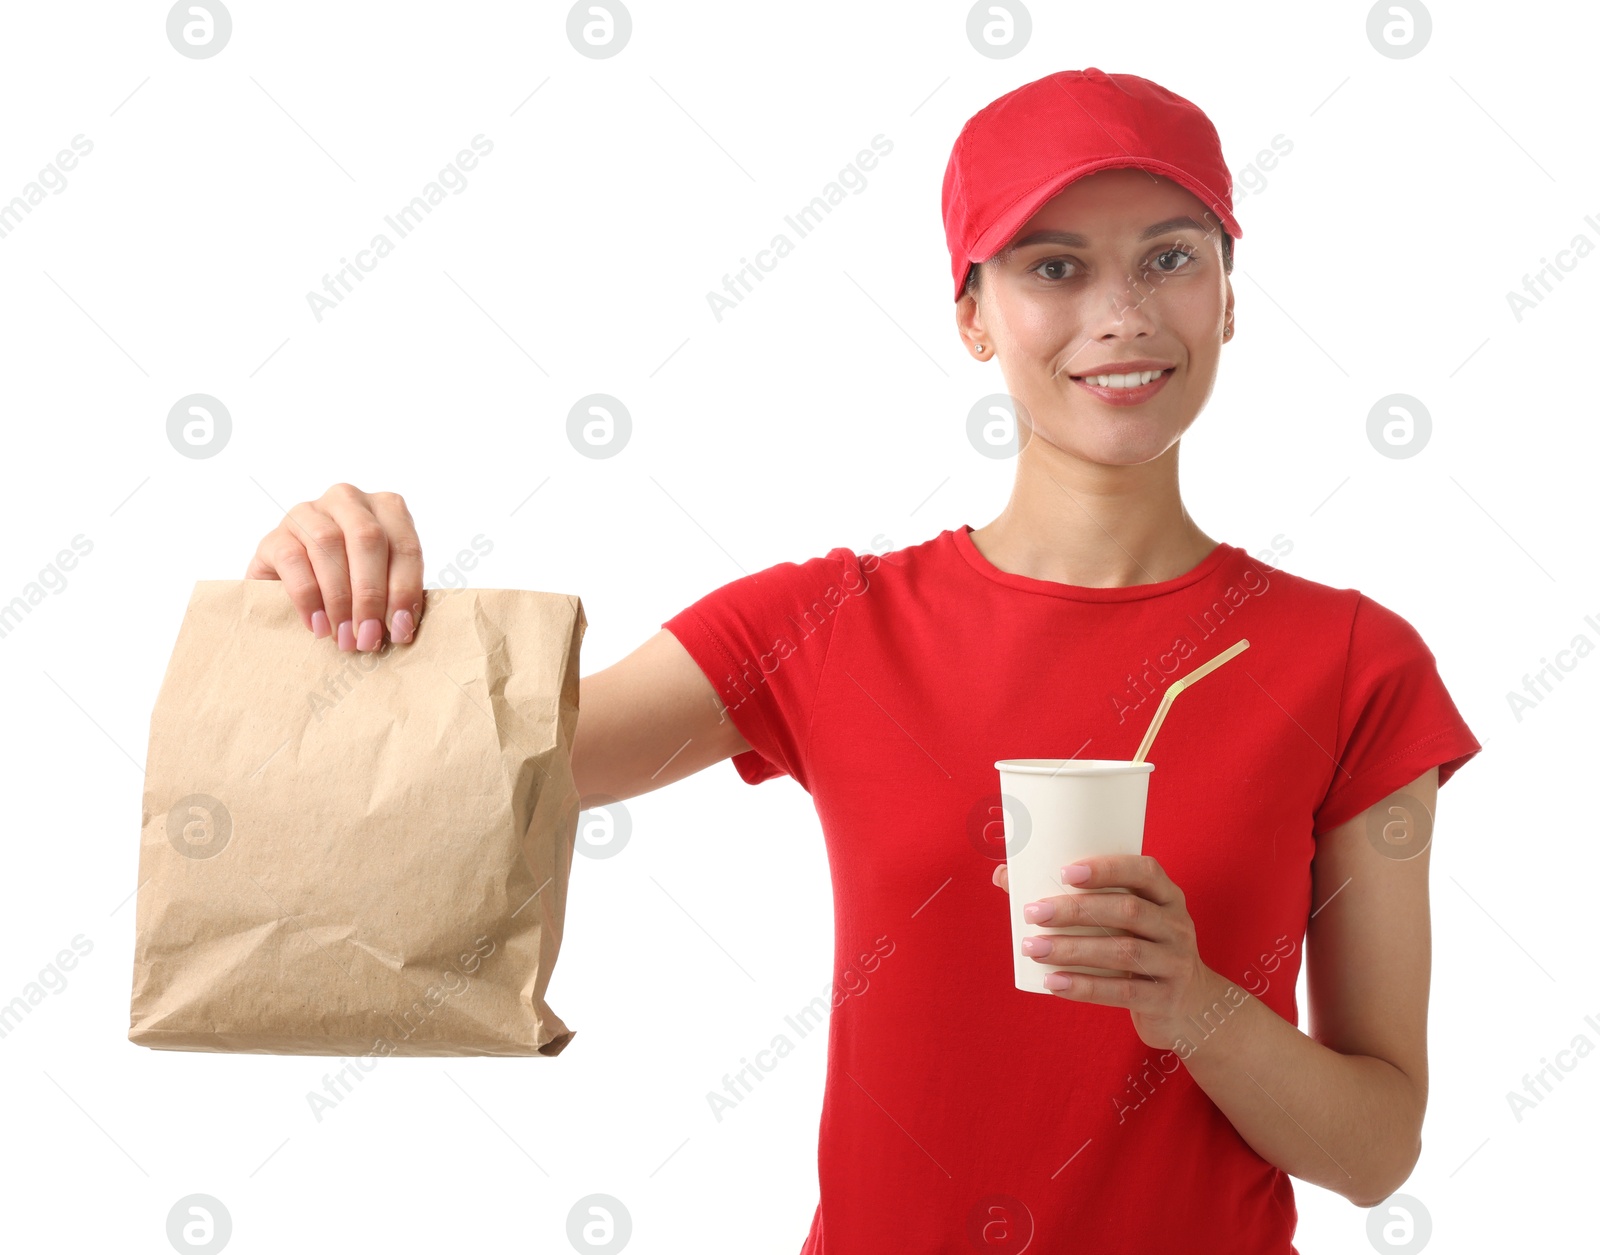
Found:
[1083,370,1165,388]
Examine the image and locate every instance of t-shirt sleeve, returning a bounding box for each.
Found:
[1312,593,1483,837]
[661,546,864,791]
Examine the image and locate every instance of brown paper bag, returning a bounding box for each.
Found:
[129,580,584,1057]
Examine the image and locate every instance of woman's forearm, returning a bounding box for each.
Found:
[1172,971,1423,1207]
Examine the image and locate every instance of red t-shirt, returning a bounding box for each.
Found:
[661,524,1481,1255]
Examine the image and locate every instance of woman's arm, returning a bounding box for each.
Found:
[998,764,1438,1207]
[1175,765,1437,1207]
[570,628,754,802]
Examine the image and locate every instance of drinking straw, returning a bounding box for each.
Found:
[1131,639,1250,763]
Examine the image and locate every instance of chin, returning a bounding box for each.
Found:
[1025,416,1185,466]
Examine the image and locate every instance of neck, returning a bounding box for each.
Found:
[968,438,1216,588]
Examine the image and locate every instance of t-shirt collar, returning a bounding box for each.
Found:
[950,523,1235,602]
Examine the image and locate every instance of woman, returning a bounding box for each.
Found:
[247,69,1480,1254]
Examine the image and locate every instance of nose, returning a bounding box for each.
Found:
[1084,267,1161,341]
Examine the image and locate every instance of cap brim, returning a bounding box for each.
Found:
[956,156,1243,300]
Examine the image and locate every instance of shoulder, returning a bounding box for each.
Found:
[666,536,896,635]
[753,528,947,595]
[1231,554,1429,656]
[742,543,876,606]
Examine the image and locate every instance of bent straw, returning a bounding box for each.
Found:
[1131,639,1250,764]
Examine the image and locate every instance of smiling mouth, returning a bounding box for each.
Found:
[1065,367,1176,406]
[1067,368,1173,388]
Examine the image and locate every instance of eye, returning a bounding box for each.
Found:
[1152,247,1197,274]
[1031,257,1078,281]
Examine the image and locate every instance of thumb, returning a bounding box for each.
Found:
[991,862,1008,890]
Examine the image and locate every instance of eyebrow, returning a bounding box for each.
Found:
[996,216,1212,260]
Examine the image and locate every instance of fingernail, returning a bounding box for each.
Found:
[1021,937,1050,955]
[1062,863,1092,884]
[390,608,414,643]
[337,620,355,651]
[1023,902,1049,922]
[311,609,331,638]
[356,618,383,652]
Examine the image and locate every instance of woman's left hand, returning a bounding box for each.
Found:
[992,854,1225,1051]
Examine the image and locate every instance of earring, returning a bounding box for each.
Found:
[975,343,986,354]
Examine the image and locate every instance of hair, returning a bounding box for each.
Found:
[962,229,1233,299]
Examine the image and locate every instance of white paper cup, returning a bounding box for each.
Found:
[994,759,1155,995]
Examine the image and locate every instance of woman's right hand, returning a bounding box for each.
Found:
[245,482,425,652]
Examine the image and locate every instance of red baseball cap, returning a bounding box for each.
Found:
[942,68,1243,301]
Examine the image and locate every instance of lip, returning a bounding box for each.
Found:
[1067,359,1175,377]
[1069,365,1174,407]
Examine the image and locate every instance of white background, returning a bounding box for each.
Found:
[0,1,1594,1252]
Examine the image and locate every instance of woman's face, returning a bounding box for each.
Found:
[957,168,1234,466]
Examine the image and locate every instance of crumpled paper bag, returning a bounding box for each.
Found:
[129,580,584,1057]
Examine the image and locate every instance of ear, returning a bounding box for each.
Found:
[956,289,989,358]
